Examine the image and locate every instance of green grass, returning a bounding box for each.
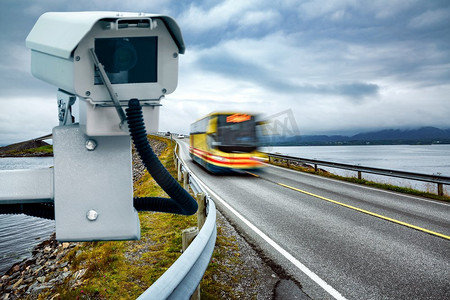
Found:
[2,145,53,156]
[269,159,450,202]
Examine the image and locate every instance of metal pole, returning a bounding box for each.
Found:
[197,193,207,230]
[438,183,444,196]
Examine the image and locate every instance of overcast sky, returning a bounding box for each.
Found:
[0,0,449,144]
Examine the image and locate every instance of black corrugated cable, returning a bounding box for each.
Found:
[0,203,55,220]
[126,98,198,215]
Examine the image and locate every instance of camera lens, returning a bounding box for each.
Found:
[113,40,137,72]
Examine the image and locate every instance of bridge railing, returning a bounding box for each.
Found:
[138,140,216,299]
[266,153,450,196]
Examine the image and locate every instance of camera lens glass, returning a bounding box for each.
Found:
[113,40,137,72]
[94,37,158,85]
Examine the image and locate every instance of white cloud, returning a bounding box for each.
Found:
[237,10,282,27]
[0,97,58,144]
[178,0,263,33]
[0,44,31,74]
[408,9,450,29]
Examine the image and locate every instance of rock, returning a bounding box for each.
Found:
[17,285,28,291]
[30,283,52,295]
[12,278,23,289]
[50,293,60,300]
[36,276,46,283]
[23,277,33,284]
[72,269,87,281]
[8,272,19,281]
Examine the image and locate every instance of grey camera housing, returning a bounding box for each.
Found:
[26,12,185,136]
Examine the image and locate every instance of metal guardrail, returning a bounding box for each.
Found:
[138,140,216,299]
[266,152,450,196]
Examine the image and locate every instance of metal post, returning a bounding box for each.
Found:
[197,193,207,230]
[438,183,444,196]
[358,171,362,180]
[182,227,199,252]
[183,171,189,190]
[314,164,318,172]
[181,225,200,300]
[177,160,182,181]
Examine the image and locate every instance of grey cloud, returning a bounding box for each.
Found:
[197,52,379,99]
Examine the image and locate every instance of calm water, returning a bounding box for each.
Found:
[0,157,55,275]
[263,144,450,194]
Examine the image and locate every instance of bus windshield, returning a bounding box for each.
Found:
[216,114,257,153]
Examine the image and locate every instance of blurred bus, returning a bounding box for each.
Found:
[190,112,267,173]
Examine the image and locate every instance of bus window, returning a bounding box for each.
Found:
[216,114,257,153]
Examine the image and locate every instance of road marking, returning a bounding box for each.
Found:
[187,174,348,300]
[265,163,450,206]
[176,147,347,299]
[253,172,450,241]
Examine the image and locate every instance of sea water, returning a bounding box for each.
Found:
[263,144,450,194]
[0,157,55,275]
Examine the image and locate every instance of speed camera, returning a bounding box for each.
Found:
[26,12,185,136]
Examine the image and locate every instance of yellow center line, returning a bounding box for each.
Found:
[276,182,450,241]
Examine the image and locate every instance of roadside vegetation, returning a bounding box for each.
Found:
[0,141,52,157]
[268,158,450,202]
[37,136,245,299]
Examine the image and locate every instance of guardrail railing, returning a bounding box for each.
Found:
[266,153,450,196]
[138,140,216,299]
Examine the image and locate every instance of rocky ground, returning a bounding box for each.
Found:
[0,234,77,299]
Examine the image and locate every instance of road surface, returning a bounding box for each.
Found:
[177,140,450,299]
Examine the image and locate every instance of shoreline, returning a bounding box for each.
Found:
[0,153,53,158]
[0,233,78,298]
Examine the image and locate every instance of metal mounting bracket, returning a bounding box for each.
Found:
[57,89,77,126]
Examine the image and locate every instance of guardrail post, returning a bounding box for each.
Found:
[197,192,207,230]
[286,159,290,168]
[438,183,444,196]
[182,226,199,252]
[183,171,189,190]
[314,164,318,172]
[358,171,362,180]
[181,226,201,300]
[177,160,182,181]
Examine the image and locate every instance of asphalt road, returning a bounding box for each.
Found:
[177,140,450,300]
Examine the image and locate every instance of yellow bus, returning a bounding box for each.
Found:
[190,112,267,173]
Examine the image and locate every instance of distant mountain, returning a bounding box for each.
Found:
[351,127,450,142]
[259,127,450,146]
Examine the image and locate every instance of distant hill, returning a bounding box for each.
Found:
[0,140,53,157]
[260,127,450,146]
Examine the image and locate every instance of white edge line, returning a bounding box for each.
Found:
[178,145,347,300]
[196,178,347,300]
